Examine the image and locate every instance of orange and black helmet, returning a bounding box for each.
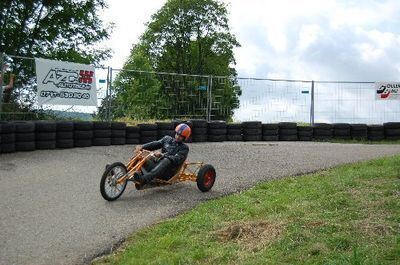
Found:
[175,123,191,139]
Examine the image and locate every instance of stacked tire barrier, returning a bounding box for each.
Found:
[156,122,175,139]
[297,125,313,141]
[190,119,208,142]
[208,121,227,142]
[262,123,279,141]
[367,125,384,141]
[126,125,140,144]
[56,121,74,148]
[313,123,333,141]
[384,122,400,140]
[138,123,158,143]
[333,123,351,140]
[93,121,111,146]
[36,121,56,149]
[74,121,93,147]
[227,123,243,141]
[242,121,262,141]
[111,122,126,145]
[1,122,16,153]
[351,124,368,140]
[279,122,298,141]
[15,121,36,151]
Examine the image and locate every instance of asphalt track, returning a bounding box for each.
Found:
[1,142,400,265]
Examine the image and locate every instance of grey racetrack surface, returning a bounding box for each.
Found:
[1,141,400,265]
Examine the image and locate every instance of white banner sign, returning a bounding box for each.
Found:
[35,58,97,106]
[375,82,400,100]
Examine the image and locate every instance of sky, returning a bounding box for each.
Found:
[98,0,400,123]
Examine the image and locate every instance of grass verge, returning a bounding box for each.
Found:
[93,155,400,265]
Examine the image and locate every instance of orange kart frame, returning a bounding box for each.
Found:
[100,149,216,201]
[119,150,202,186]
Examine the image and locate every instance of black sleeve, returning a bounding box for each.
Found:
[165,145,189,166]
[142,138,163,151]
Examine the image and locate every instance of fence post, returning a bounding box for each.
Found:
[0,52,4,119]
[310,80,315,126]
[108,67,113,122]
[207,75,213,121]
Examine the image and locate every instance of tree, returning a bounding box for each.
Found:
[0,0,112,117]
[109,0,241,121]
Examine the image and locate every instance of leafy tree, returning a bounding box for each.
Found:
[0,0,112,118]
[109,0,241,121]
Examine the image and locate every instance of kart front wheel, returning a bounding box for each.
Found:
[100,162,128,201]
[197,164,216,192]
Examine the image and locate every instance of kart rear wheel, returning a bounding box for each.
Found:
[100,162,128,201]
[197,164,216,192]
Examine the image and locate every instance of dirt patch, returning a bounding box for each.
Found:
[214,220,284,251]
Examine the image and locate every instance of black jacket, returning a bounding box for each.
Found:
[142,136,189,166]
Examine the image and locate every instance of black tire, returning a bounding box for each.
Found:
[334,135,352,140]
[262,123,279,130]
[16,133,35,142]
[74,130,93,139]
[196,164,216,192]
[35,121,56,132]
[140,136,158,144]
[297,126,313,132]
[111,122,126,130]
[368,125,383,131]
[36,132,57,141]
[111,137,126,145]
[227,129,242,135]
[385,135,400,140]
[279,135,298,141]
[351,124,367,131]
[126,126,140,133]
[383,122,400,129]
[74,139,92,147]
[368,135,385,141]
[334,129,351,136]
[298,136,312,141]
[0,122,16,133]
[279,129,297,135]
[243,128,262,135]
[192,135,208,142]
[1,143,15,153]
[158,130,175,137]
[138,123,158,130]
[385,129,400,136]
[15,141,35,152]
[243,135,262,141]
[227,135,243,141]
[263,129,279,136]
[156,122,174,130]
[36,140,56,150]
[93,121,111,130]
[14,121,35,133]
[126,133,140,139]
[192,127,208,135]
[140,130,158,137]
[242,121,262,129]
[314,123,333,129]
[188,119,208,128]
[313,135,332,141]
[208,121,226,129]
[126,138,140,144]
[100,162,128,201]
[56,121,74,131]
[207,135,226,142]
[333,123,351,129]
[208,128,227,135]
[227,123,242,130]
[93,129,111,138]
[368,131,384,137]
[74,121,93,130]
[313,129,333,136]
[111,129,126,138]
[93,138,111,146]
[298,131,313,137]
[56,139,74,148]
[57,131,74,139]
[279,122,297,129]
[2,133,15,143]
[263,135,279,141]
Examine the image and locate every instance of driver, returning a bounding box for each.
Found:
[133,123,191,187]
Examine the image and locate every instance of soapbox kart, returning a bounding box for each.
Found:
[100,149,216,201]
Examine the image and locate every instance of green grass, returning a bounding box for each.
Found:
[93,155,400,265]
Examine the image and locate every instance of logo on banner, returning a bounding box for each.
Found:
[375,82,400,100]
[42,69,94,90]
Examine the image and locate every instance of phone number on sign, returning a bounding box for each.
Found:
[40,91,90,99]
